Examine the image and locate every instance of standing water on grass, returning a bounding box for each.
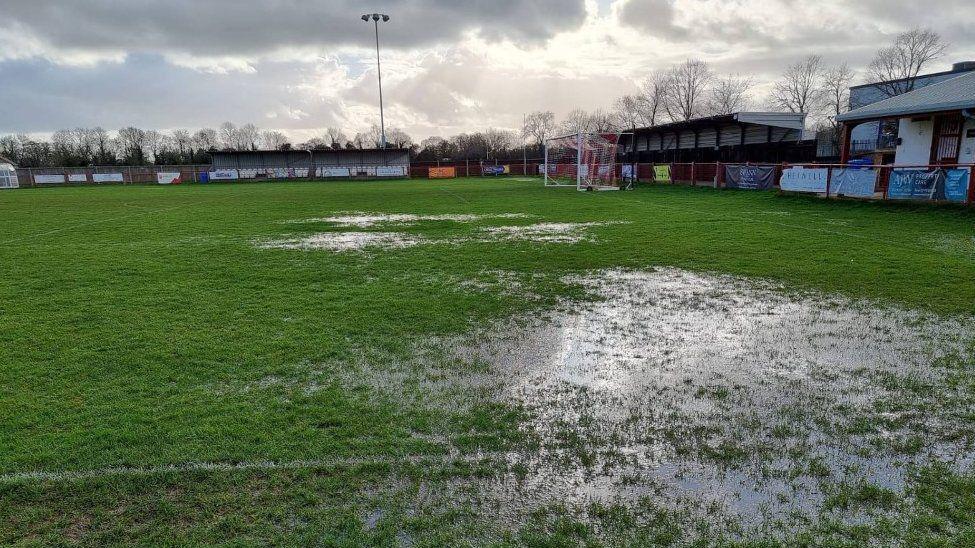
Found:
[441,268,975,532]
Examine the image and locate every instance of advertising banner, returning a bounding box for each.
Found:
[209,169,239,181]
[482,165,505,176]
[67,173,88,183]
[318,167,351,178]
[156,172,181,185]
[724,165,775,190]
[944,168,971,203]
[829,168,877,197]
[887,169,946,200]
[238,169,259,179]
[779,167,829,193]
[653,165,671,183]
[34,174,66,184]
[92,173,124,183]
[429,167,457,179]
[621,164,636,180]
[377,166,406,177]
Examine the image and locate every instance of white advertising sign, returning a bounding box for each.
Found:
[238,169,259,179]
[376,166,406,177]
[35,174,66,184]
[318,167,351,177]
[209,169,239,181]
[67,173,88,183]
[779,167,829,193]
[156,172,181,185]
[92,173,124,183]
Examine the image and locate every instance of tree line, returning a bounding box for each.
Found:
[0,122,419,168]
[0,28,947,168]
[515,28,946,156]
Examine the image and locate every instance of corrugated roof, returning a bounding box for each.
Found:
[836,71,975,122]
[629,111,806,133]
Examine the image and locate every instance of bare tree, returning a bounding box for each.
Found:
[143,130,163,163]
[768,55,825,115]
[117,127,147,164]
[171,129,192,161]
[483,128,515,159]
[868,28,948,97]
[665,59,713,121]
[521,111,556,149]
[193,128,218,152]
[707,75,753,115]
[588,109,618,132]
[91,127,113,163]
[560,109,596,134]
[325,127,347,149]
[385,128,413,148]
[300,137,329,150]
[237,124,260,150]
[0,135,20,163]
[260,130,289,150]
[613,95,643,130]
[219,122,238,150]
[821,63,856,121]
[638,71,670,126]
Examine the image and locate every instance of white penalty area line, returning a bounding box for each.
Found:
[0,453,495,485]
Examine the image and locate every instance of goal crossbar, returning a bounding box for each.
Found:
[544,131,630,191]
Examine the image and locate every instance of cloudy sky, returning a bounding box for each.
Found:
[1,0,973,142]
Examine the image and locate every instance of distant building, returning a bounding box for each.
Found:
[847,61,975,162]
[836,70,975,165]
[618,112,816,164]
[210,148,410,179]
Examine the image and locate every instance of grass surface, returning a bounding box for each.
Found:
[1,177,974,545]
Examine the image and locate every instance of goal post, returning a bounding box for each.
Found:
[544,131,629,191]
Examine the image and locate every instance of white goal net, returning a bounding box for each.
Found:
[544,132,624,191]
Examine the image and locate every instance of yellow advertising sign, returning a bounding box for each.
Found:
[653,165,672,183]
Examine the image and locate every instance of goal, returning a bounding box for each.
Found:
[544,132,625,191]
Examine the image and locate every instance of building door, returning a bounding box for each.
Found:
[930,115,963,165]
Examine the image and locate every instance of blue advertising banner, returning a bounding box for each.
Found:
[830,168,877,198]
[725,165,775,190]
[887,169,946,201]
[482,165,506,176]
[944,169,971,203]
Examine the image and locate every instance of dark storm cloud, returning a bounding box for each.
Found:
[0,0,587,57]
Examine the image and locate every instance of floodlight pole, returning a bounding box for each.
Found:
[362,13,389,162]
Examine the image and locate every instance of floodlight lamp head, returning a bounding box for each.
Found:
[361,14,369,21]
[382,14,390,22]
[372,13,380,21]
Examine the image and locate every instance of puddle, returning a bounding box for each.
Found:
[287,212,530,227]
[444,268,975,532]
[258,232,424,252]
[258,220,626,252]
[480,222,625,244]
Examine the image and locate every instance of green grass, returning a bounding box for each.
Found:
[1,177,974,545]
